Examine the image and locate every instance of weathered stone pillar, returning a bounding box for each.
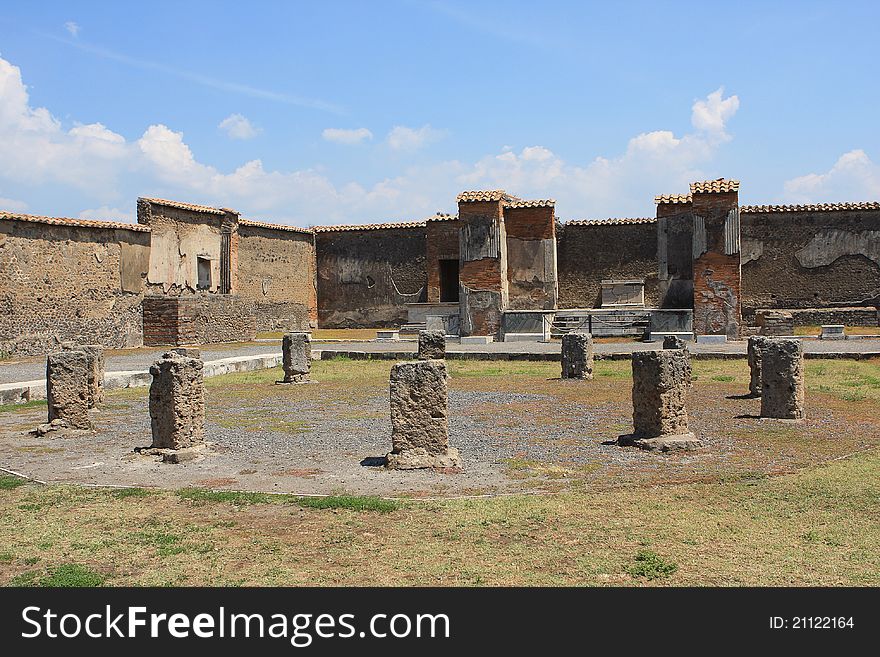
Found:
[760,338,805,420]
[691,179,741,339]
[663,335,686,350]
[747,336,770,397]
[418,329,446,360]
[149,352,205,450]
[561,331,593,379]
[279,332,311,383]
[386,360,461,469]
[620,350,701,451]
[61,343,104,408]
[46,350,92,429]
[457,191,509,338]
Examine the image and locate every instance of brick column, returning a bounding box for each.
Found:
[691,179,741,338]
[456,191,509,337]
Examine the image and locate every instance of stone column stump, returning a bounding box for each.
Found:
[417,329,446,360]
[80,345,105,408]
[760,338,805,420]
[747,336,770,397]
[386,360,461,469]
[279,332,311,384]
[46,350,92,430]
[561,331,593,380]
[619,350,702,451]
[149,352,206,452]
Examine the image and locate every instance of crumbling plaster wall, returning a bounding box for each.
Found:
[315,227,427,327]
[741,208,880,319]
[504,206,558,310]
[237,224,317,331]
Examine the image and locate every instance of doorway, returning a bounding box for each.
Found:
[439,259,459,302]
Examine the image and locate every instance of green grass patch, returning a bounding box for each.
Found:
[626,550,679,581]
[0,475,28,491]
[296,495,400,513]
[9,564,106,587]
[111,487,154,499]
[0,399,47,414]
[711,375,735,382]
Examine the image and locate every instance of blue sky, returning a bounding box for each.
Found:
[0,0,878,226]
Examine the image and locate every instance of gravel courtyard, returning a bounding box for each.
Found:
[1,358,878,497]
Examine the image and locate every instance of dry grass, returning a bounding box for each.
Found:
[0,448,877,586]
[2,356,879,586]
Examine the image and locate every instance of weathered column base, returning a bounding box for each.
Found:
[618,431,702,452]
[385,447,462,470]
[135,444,208,464]
[275,374,313,385]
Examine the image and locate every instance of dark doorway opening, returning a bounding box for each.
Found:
[439,259,459,302]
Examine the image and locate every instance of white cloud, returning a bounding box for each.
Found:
[218,113,260,140]
[0,52,744,223]
[322,127,373,144]
[0,195,28,212]
[64,22,80,38]
[78,205,136,222]
[783,150,880,203]
[386,124,444,151]
[691,87,739,140]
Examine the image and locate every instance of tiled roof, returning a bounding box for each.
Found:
[239,218,314,234]
[426,213,458,222]
[689,179,740,194]
[565,217,656,226]
[503,199,555,209]
[456,190,518,203]
[0,211,151,232]
[741,202,880,214]
[139,197,231,215]
[654,193,693,205]
[313,220,428,233]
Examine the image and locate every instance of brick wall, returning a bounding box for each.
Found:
[426,219,460,303]
[315,227,427,327]
[237,223,316,331]
[143,295,257,346]
[0,218,149,357]
[692,191,741,337]
[458,200,507,336]
[557,221,659,309]
[504,205,558,310]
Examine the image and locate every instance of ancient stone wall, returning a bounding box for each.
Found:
[557,219,659,309]
[315,225,427,327]
[426,218,460,304]
[504,204,558,310]
[0,215,149,357]
[741,206,880,321]
[458,198,508,336]
[237,221,316,331]
[656,201,695,308]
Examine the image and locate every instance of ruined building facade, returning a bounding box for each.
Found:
[1,180,878,356]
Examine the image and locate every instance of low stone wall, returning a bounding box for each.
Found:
[781,307,878,327]
[143,295,257,346]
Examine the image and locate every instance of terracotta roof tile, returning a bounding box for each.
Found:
[689,178,740,194]
[0,211,151,232]
[456,190,518,203]
[239,218,313,234]
[426,213,458,222]
[312,220,428,233]
[139,197,231,215]
[503,199,555,208]
[565,217,656,226]
[741,202,880,213]
[654,193,693,205]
